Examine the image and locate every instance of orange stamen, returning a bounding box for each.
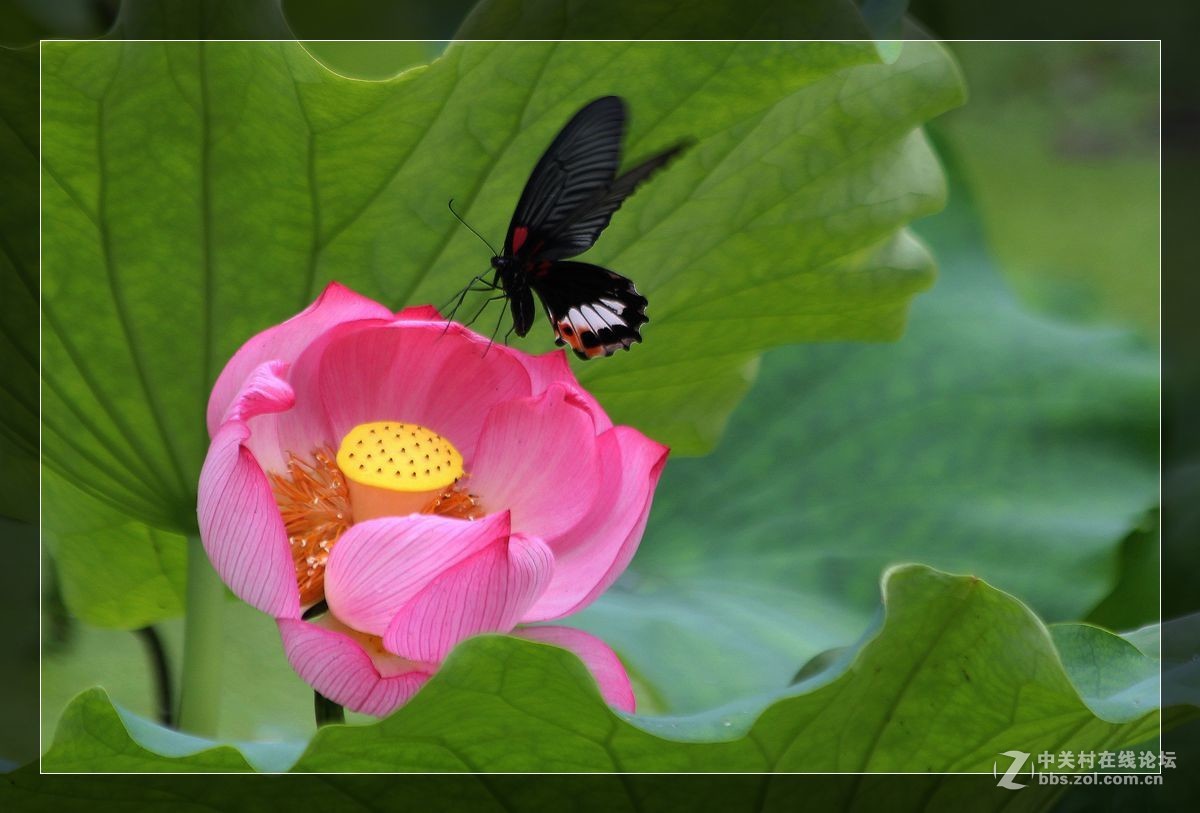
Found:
[423,486,487,520]
[269,438,486,607]
[268,446,351,606]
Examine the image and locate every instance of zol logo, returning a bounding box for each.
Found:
[994,750,1033,790]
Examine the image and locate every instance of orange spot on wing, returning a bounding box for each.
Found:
[558,321,585,354]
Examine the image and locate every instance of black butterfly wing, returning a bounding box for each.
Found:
[504,96,626,257]
[530,262,649,360]
[537,141,691,262]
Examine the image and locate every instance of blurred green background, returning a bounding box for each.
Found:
[938,42,1158,336]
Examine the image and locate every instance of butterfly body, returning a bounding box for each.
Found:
[483,95,689,360]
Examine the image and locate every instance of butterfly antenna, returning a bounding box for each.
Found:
[448,199,499,256]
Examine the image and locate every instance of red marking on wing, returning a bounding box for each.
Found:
[512,226,529,253]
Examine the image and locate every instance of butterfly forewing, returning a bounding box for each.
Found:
[505,96,626,256]
[538,142,691,261]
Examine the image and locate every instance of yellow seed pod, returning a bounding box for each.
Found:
[336,421,463,494]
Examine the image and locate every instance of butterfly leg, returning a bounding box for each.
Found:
[440,274,501,336]
[481,298,510,358]
[439,273,496,315]
[463,292,507,330]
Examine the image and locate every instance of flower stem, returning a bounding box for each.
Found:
[314,691,345,727]
[176,535,223,735]
[134,626,173,727]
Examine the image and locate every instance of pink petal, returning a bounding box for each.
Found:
[469,384,602,544]
[207,282,392,438]
[198,362,301,619]
[267,318,384,473]
[218,360,295,424]
[278,617,430,717]
[523,427,668,622]
[518,626,636,713]
[218,360,305,473]
[396,304,442,320]
[518,349,613,433]
[324,511,511,637]
[384,533,554,662]
[314,321,534,463]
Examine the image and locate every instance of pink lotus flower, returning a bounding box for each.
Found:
[198,283,667,716]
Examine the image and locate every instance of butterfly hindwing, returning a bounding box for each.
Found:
[531,261,649,359]
[505,96,626,257]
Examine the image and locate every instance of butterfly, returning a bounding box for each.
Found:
[449,96,690,359]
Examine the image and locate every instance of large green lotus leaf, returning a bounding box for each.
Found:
[0,516,38,766]
[39,33,962,544]
[0,44,38,524]
[297,40,444,80]
[39,569,330,746]
[456,0,874,40]
[41,469,186,630]
[567,156,1158,712]
[1050,623,1159,723]
[38,566,1163,774]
